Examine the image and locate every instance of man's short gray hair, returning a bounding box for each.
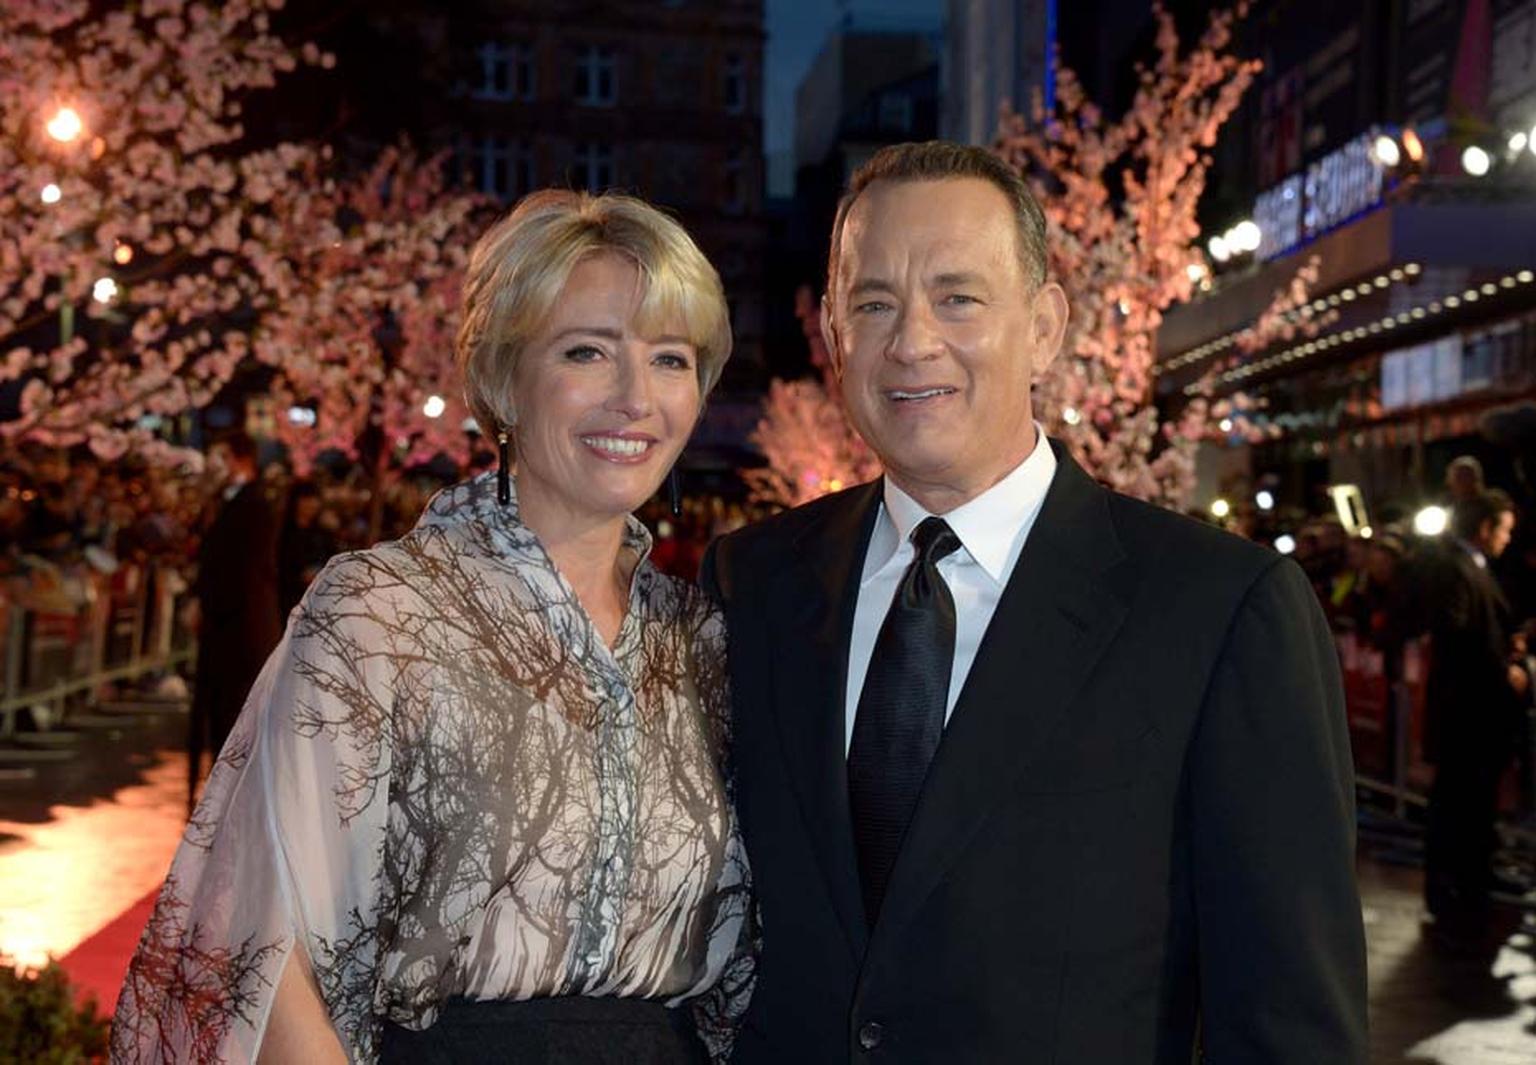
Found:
[826,141,1049,299]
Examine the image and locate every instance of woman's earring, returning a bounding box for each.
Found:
[667,465,682,517]
[496,428,511,506]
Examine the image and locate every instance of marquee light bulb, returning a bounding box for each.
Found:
[1371,135,1400,168]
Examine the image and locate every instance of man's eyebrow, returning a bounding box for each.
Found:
[932,271,990,288]
[846,278,896,300]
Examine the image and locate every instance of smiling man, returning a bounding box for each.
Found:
[703,142,1366,1063]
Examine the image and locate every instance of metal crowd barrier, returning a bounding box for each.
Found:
[0,562,195,751]
[1339,631,1434,820]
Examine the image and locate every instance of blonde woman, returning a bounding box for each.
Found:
[113,191,753,1063]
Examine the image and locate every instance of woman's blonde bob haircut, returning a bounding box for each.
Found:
[456,189,732,435]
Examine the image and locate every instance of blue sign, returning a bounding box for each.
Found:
[1254,130,1386,261]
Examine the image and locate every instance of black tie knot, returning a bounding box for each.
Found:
[911,516,961,566]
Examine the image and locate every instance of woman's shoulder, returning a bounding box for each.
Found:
[639,563,718,618]
[292,538,432,630]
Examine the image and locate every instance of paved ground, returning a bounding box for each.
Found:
[1360,858,1536,1063]
[0,705,186,971]
[2,708,1535,1061]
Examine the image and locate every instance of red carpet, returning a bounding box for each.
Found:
[58,887,158,1018]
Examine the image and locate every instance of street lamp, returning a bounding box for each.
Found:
[92,277,118,304]
[1274,534,1296,555]
[1255,489,1275,512]
[40,183,61,204]
[1210,498,1231,520]
[1461,145,1491,177]
[46,106,84,143]
[422,394,446,419]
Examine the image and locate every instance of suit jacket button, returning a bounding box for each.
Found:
[858,1021,884,1050]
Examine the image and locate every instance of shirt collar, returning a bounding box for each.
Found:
[872,427,1056,584]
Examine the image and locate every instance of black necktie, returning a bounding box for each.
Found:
[848,515,962,926]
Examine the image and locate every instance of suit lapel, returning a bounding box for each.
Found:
[871,446,1133,950]
[771,482,882,958]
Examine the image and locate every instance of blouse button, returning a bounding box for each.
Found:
[857,1021,884,1051]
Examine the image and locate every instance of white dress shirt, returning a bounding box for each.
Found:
[844,430,1057,752]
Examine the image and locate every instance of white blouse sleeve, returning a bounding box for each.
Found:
[689,602,758,1062]
[112,557,395,1063]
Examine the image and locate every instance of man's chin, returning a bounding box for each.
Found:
[879,451,968,489]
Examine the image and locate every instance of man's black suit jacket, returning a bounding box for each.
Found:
[1415,540,1520,759]
[703,443,1367,1063]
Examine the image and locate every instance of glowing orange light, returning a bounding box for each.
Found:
[46,106,84,143]
[1401,129,1424,163]
[113,243,134,265]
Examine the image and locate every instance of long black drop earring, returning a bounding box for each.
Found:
[667,464,682,517]
[496,428,511,506]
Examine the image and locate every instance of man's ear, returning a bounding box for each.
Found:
[820,293,843,377]
[1028,281,1069,377]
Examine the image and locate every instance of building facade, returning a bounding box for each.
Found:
[446,0,768,388]
[1156,0,1536,517]
[942,0,1055,145]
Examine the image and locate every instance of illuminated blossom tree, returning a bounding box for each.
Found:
[0,0,328,464]
[254,145,490,536]
[256,146,486,474]
[750,3,1319,510]
[995,1,1303,505]
[1,2,489,510]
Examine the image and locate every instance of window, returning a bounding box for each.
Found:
[723,53,746,114]
[573,45,616,105]
[723,148,747,213]
[464,136,533,201]
[474,42,534,101]
[572,142,613,192]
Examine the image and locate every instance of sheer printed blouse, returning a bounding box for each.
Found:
[111,473,754,1062]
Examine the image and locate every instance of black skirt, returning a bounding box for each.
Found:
[378,995,711,1064]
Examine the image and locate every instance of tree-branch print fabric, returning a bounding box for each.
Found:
[111,472,753,1062]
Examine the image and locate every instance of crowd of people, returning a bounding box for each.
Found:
[1241,456,1536,949]
[1,446,757,606]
